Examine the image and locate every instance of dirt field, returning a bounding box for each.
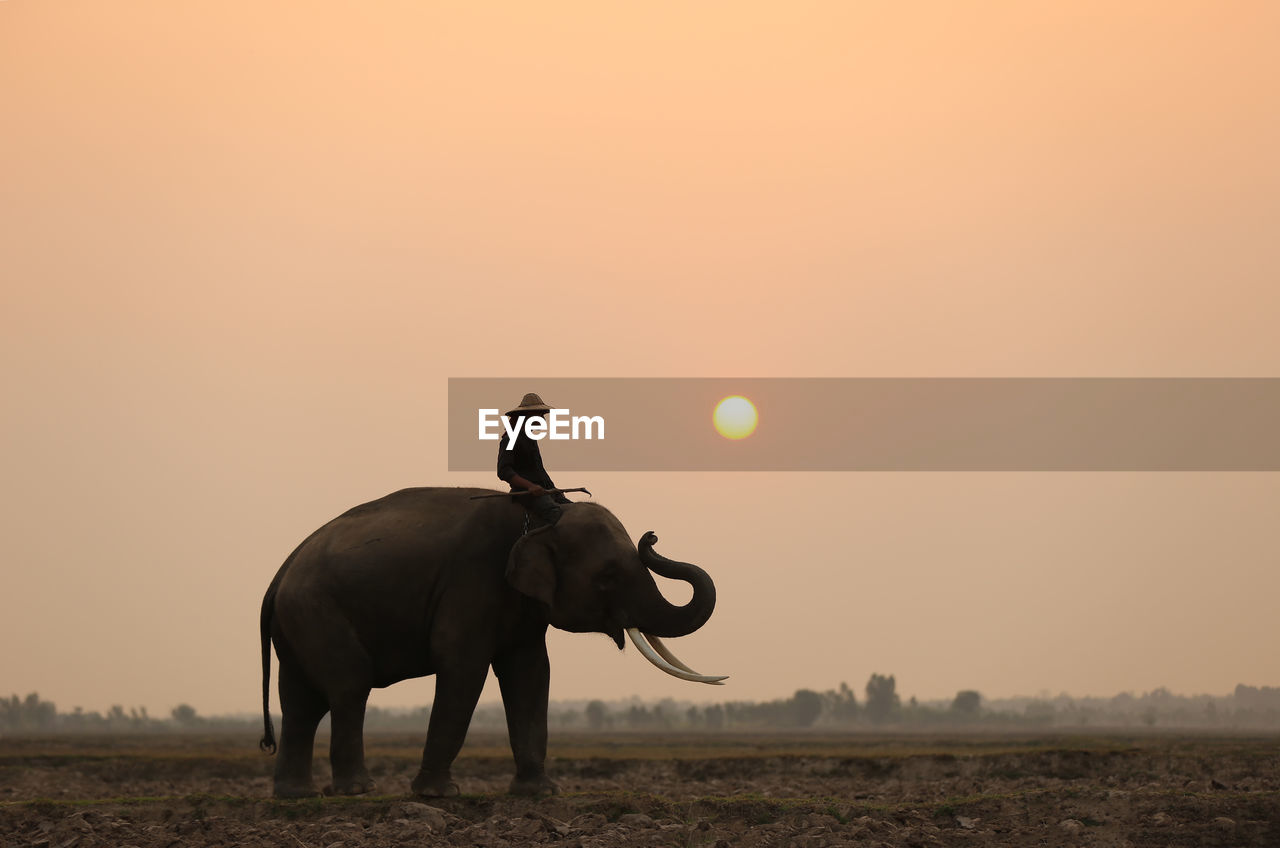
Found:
[2,731,1278,846]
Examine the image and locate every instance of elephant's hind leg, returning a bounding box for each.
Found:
[282,594,378,796]
[325,688,375,796]
[273,660,327,798]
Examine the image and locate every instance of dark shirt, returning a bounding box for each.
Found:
[497,428,569,502]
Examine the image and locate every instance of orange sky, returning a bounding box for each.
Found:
[2,1,1278,716]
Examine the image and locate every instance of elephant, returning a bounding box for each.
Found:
[257,486,724,798]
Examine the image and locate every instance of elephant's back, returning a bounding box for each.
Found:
[332,486,509,525]
[286,487,522,583]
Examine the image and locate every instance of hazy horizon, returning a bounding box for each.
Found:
[9,680,1278,723]
[3,2,1278,718]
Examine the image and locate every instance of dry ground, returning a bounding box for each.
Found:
[2,730,1278,846]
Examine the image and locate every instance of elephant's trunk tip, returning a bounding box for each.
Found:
[632,531,716,638]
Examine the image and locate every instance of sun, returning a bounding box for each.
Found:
[713,395,758,440]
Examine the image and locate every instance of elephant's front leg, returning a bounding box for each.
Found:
[493,639,559,796]
[411,664,489,797]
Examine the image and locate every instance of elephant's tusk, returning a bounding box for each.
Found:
[626,628,728,685]
[643,633,698,674]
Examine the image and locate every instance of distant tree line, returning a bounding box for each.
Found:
[471,677,1280,732]
[6,681,1280,734]
[494,678,1280,732]
[1,693,154,732]
[0,694,233,733]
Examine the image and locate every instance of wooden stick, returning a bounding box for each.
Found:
[469,487,591,500]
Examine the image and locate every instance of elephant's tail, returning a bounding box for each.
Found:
[259,538,310,755]
[259,583,277,754]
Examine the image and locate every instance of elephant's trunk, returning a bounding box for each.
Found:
[625,531,716,638]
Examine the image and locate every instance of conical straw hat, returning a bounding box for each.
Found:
[505,392,553,416]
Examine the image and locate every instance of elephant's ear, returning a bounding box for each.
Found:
[506,534,557,607]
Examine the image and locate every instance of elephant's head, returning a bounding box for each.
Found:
[505,503,726,685]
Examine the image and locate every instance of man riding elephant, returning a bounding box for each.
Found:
[496,392,572,529]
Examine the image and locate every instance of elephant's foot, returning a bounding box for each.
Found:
[324,774,376,796]
[411,771,460,798]
[508,774,560,797]
[273,781,323,799]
